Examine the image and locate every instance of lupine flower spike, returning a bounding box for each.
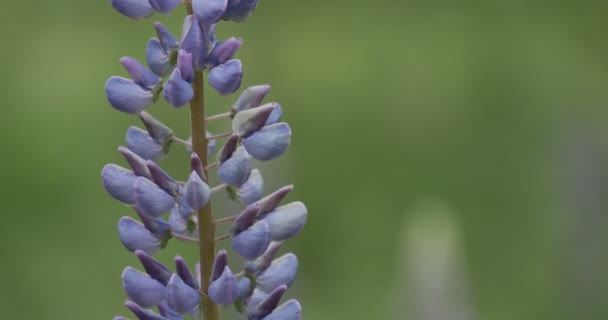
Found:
[103,1,305,319]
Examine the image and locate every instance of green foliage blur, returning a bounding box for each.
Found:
[1,1,607,319]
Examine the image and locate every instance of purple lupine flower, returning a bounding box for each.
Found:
[119,146,152,179]
[242,122,292,161]
[139,111,174,142]
[248,285,288,320]
[146,22,180,76]
[167,273,200,314]
[134,177,175,218]
[110,0,155,19]
[236,168,264,204]
[120,57,161,90]
[232,220,271,259]
[232,84,271,113]
[264,103,283,126]
[102,164,137,204]
[105,77,156,114]
[135,250,172,285]
[262,201,308,241]
[208,266,239,305]
[208,59,243,95]
[147,0,181,14]
[177,50,194,83]
[232,103,276,137]
[256,253,299,292]
[218,146,252,187]
[118,216,162,254]
[181,171,211,211]
[179,16,207,70]
[174,256,198,289]
[262,300,302,320]
[223,0,259,22]
[208,37,243,67]
[164,69,194,108]
[126,126,168,161]
[158,300,185,320]
[125,300,168,320]
[146,160,180,195]
[258,185,293,215]
[122,267,166,308]
[193,0,228,25]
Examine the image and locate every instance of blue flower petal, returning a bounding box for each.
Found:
[105,76,154,114]
[208,59,242,95]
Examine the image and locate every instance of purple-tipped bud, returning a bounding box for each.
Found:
[126,127,167,161]
[146,160,179,195]
[139,111,173,142]
[125,300,167,320]
[105,77,154,114]
[122,267,166,308]
[208,59,242,95]
[231,203,261,235]
[147,0,181,14]
[134,177,175,218]
[245,241,282,274]
[102,164,137,204]
[263,202,307,241]
[257,253,298,292]
[190,153,206,181]
[264,103,282,126]
[135,250,172,285]
[193,0,228,25]
[258,185,293,215]
[118,217,161,254]
[164,69,194,108]
[120,57,161,90]
[232,104,276,137]
[177,50,194,83]
[249,285,288,320]
[208,266,239,305]
[233,84,271,112]
[217,134,239,164]
[167,274,200,314]
[119,146,152,179]
[232,220,271,260]
[110,0,154,19]
[146,38,172,77]
[182,171,211,210]
[262,300,302,320]
[242,123,291,161]
[134,207,171,237]
[154,22,179,51]
[246,289,268,314]
[175,256,198,289]
[179,16,207,70]
[237,169,264,205]
[211,250,228,281]
[224,0,259,22]
[237,277,253,300]
[208,37,243,67]
[218,146,252,187]
[158,301,185,320]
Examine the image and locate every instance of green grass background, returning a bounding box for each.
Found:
[1,1,607,319]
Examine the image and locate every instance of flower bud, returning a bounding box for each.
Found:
[154,22,179,52]
[135,250,172,285]
[147,0,181,14]
[177,50,194,83]
[105,77,154,114]
[120,57,161,90]
[242,122,291,161]
[134,207,171,238]
[208,266,239,305]
[211,250,228,281]
[258,185,293,215]
[139,111,173,143]
[119,146,152,179]
[102,164,137,204]
[146,160,179,195]
[134,177,175,218]
[223,0,259,22]
[246,289,268,315]
[146,38,172,77]
[264,103,282,126]
[175,256,198,289]
[249,285,287,320]
[110,0,154,19]
[245,241,282,274]
[262,201,307,241]
[233,84,271,113]
[190,152,206,181]
[207,37,243,67]
[217,134,239,164]
[126,127,167,161]
[164,69,194,108]
[232,220,271,260]
[262,300,302,320]
[167,274,200,314]
[122,267,166,308]
[179,16,207,70]
[231,203,261,235]
[118,217,162,254]
[181,171,211,211]
[236,169,264,205]
[257,253,298,292]
[125,300,166,320]
[208,59,242,95]
[232,104,276,137]
[193,0,228,25]
[217,146,252,187]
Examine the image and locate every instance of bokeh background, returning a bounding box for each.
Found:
[1,1,608,319]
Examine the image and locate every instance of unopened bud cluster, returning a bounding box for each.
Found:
[102,1,305,319]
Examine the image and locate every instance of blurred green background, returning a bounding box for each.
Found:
[1,0,608,319]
